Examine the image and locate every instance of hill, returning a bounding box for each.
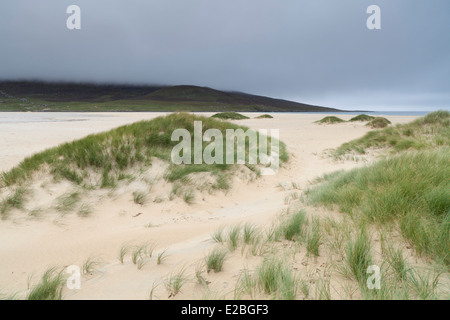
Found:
[0,81,343,112]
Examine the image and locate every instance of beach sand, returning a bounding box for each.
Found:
[0,113,419,299]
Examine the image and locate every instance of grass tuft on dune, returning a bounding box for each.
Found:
[349,114,375,122]
[366,117,391,129]
[255,114,273,119]
[1,113,287,187]
[27,268,65,300]
[315,116,345,124]
[211,112,250,120]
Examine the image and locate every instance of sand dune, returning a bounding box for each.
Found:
[0,113,420,299]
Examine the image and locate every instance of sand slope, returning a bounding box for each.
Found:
[0,113,418,299]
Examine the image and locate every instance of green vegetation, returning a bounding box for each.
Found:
[299,112,450,299]
[77,203,92,217]
[211,226,225,244]
[0,187,28,219]
[366,117,391,128]
[256,257,298,299]
[315,116,345,124]
[206,247,228,273]
[279,209,306,241]
[82,257,101,274]
[164,269,187,298]
[305,217,322,257]
[131,243,155,269]
[307,148,450,265]
[314,277,332,300]
[298,278,310,299]
[195,267,209,287]
[118,244,130,264]
[256,257,284,294]
[255,114,273,119]
[225,207,448,300]
[148,281,160,300]
[27,268,65,300]
[211,112,249,120]
[243,223,258,245]
[182,190,195,204]
[349,114,375,122]
[345,229,373,284]
[407,269,441,300]
[212,173,230,191]
[235,270,256,299]
[55,191,81,213]
[227,225,242,251]
[133,191,147,205]
[384,243,410,281]
[212,113,448,299]
[249,234,266,256]
[157,249,169,265]
[334,110,449,157]
[315,114,391,128]
[0,81,341,112]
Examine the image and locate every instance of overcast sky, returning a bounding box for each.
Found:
[1,0,449,111]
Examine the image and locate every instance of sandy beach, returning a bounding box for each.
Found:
[1,0,448,304]
[0,113,421,299]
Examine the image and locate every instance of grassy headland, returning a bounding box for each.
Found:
[0,81,342,112]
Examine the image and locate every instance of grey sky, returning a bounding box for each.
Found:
[0,0,449,111]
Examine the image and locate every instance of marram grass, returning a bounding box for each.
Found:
[211,112,249,120]
[206,247,228,273]
[307,147,450,265]
[366,117,391,129]
[0,113,288,218]
[1,113,288,189]
[0,186,28,219]
[349,114,375,122]
[255,114,273,119]
[255,256,298,299]
[315,116,345,124]
[334,110,449,158]
[280,209,306,241]
[27,268,65,300]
